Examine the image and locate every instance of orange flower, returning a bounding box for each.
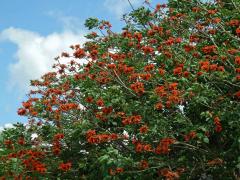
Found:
[159,168,180,179]
[173,67,183,75]
[209,64,218,71]
[155,102,163,110]
[143,144,152,152]
[214,116,222,132]
[169,83,178,90]
[192,7,200,12]
[207,9,217,15]
[212,17,221,24]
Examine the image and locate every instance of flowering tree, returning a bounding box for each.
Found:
[1,0,240,179]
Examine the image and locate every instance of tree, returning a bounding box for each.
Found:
[1,0,240,179]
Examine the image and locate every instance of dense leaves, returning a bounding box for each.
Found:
[1,0,240,179]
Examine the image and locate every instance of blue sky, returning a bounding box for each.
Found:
[0,0,166,129]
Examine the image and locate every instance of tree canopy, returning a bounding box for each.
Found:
[1,0,240,179]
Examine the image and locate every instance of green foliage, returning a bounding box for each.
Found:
[84,17,99,30]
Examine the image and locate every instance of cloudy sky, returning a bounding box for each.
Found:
[0,0,166,128]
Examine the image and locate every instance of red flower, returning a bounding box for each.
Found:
[139,125,149,133]
[54,133,64,140]
[135,143,143,153]
[236,68,240,73]
[115,167,124,173]
[184,44,194,52]
[52,147,61,155]
[140,73,152,81]
[218,66,225,72]
[17,108,26,116]
[236,27,240,36]
[235,56,240,65]
[35,163,47,174]
[207,9,217,15]
[156,138,175,154]
[73,48,85,58]
[18,137,25,145]
[169,83,178,90]
[85,96,94,103]
[107,64,116,69]
[236,75,240,81]
[102,106,113,115]
[154,86,166,97]
[173,67,183,75]
[144,64,155,71]
[22,101,32,109]
[140,160,149,169]
[158,68,165,75]
[96,98,104,107]
[131,115,142,124]
[142,46,154,54]
[202,45,216,54]
[130,82,145,95]
[86,129,96,139]
[59,162,72,171]
[143,144,152,151]
[183,71,190,77]
[229,19,239,26]
[235,91,240,99]
[184,131,197,141]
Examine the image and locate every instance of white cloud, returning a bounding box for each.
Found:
[0,123,14,133]
[104,0,143,18]
[0,27,86,96]
[4,123,14,129]
[0,126,3,133]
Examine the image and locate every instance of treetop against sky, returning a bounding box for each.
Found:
[0,0,166,128]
